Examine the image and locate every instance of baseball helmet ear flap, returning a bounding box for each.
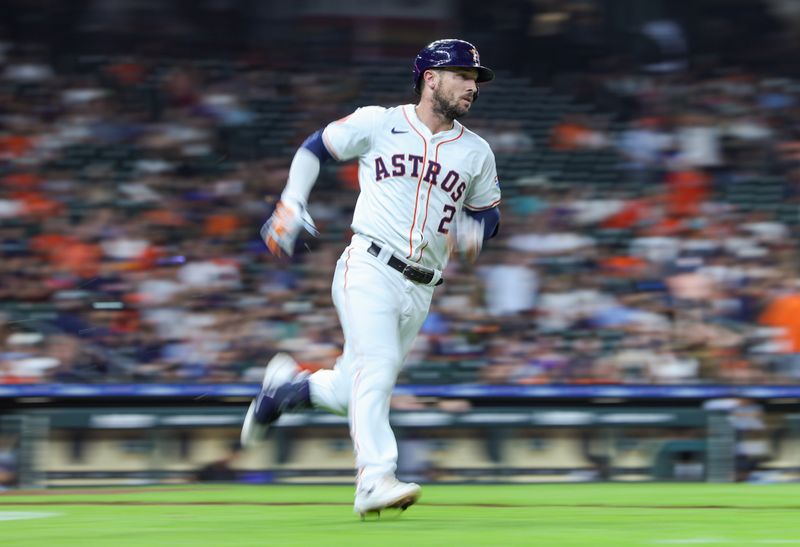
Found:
[413,39,494,95]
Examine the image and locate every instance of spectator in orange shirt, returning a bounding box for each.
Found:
[759,292,800,353]
[665,167,710,218]
[550,114,608,151]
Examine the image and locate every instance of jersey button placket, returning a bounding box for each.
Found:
[412,136,431,256]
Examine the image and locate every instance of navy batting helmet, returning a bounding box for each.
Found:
[413,39,494,94]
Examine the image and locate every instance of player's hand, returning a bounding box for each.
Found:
[449,211,484,263]
[260,198,318,257]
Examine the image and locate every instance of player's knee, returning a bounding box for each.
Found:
[354,355,402,389]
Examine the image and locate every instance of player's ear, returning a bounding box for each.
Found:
[422,69,438,91]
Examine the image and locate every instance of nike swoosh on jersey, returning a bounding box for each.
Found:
[391,127,408,134]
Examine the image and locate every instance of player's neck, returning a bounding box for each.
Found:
[414,103,454,135]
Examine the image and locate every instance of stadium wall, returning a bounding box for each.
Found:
[2,386,799,488]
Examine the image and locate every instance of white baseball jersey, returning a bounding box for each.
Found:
[322,104,501,271]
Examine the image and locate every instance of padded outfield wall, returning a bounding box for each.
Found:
[1,384,799,487]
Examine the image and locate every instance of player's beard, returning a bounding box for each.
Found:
[432,85,471,121]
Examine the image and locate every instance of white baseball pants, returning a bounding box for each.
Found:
[308,234,434,488]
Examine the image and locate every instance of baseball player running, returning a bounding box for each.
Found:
[241,39,501,517]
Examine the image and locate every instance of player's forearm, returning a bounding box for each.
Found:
[280,129,333,205]
[280,147,321,205]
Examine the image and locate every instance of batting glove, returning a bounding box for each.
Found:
[260,198,319,257]
[450,211,484,263]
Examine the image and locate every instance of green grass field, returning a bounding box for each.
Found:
[2,483,800,546]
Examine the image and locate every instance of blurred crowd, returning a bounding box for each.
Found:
[2,33,800,386]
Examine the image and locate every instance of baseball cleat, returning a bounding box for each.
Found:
[240,353,309,447]
[354,476,421,518]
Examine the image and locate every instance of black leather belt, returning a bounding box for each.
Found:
[367,242,443,286]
